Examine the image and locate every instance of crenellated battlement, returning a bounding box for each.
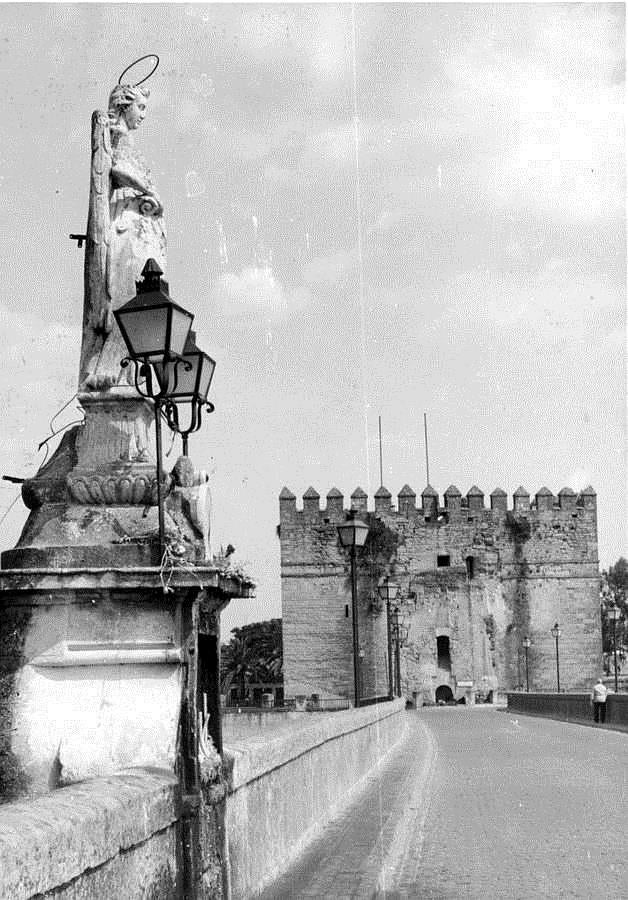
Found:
[278,483,596,523]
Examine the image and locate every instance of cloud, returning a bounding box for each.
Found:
[309,7,351,85]
[303,124,355,167]
[302,250,357,287]
[209,265,310,316]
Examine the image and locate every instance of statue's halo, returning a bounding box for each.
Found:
[118,54,160,87]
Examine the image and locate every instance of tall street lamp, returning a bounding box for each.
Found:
[516,648,521,691]
[393,609,402,696]
[389,609,408,697]
[337,511,369,708]
[522,636,531,692]
[378,578,399,700]
[550,623,561,693]
[391,613,409,697]
[607,606,620,693]
[114,259,194,554]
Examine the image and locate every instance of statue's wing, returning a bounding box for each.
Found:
[85,110,112,330]
[79,111,113,389]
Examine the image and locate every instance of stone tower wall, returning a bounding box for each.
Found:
[279,485,600,702]
[279,492,389,700]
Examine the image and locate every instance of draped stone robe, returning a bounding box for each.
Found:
[79,111,167,391]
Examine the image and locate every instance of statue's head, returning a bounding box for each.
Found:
[108,84,150,130]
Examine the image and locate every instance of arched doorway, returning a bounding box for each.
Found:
[435,684,454,703]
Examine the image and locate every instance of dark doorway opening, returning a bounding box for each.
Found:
[198,633,222,754]
[435,684,454,703]
[437,635,451,671]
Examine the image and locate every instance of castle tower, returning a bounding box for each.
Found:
[279,481,601,706]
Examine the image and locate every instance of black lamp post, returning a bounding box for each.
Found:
[155,329,216,456]
[337,511,369,708]
[608,606,620,693]
[378,579,399,700]
[550,623,561,693]
[391,614,408,697]
[114,260,194,554]
[522,636,531,692]
[393,609,402,696]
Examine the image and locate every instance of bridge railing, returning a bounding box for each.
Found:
[507,691,628,730]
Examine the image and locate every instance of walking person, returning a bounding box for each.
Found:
[591,677,608,723]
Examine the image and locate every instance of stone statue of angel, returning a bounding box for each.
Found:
[79,82,167,390]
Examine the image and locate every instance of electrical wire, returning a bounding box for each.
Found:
[0,493,21,529]
[36,393,84,465]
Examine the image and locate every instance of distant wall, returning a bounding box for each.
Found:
[223,709,306,742]
[507,692,628,730]
[224,698,406,899]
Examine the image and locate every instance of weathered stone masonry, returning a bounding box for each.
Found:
[279,483,600,702]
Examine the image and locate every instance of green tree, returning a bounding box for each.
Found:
[220,619,283,702]
[600,557,627,673]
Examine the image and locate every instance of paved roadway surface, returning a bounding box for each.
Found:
[259,708,628,899]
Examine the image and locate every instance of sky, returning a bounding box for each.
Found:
[0,3,625,635]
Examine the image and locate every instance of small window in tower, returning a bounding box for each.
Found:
[466,556,475,579]
[437,635,452,671]
[437,553,450,567]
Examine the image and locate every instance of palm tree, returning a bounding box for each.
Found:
[221,634,253,702]
[221,619,283,703]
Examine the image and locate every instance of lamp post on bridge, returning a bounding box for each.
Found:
[114,260,217,557]
[522,636,531,693]
[607,606,620,693]
[378,578,400,700]
[550,623,561,693]
[114,260,194,555]
[391,610,409,697]
[337,511,370,708]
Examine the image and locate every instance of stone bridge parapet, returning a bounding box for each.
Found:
[224,698,406,898]
[0,700,406,899]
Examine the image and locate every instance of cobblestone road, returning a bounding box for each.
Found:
[260,708,628,899]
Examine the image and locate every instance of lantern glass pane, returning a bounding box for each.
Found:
[175,354,200,397]
[197,356,216,401]
[169,307,194,357]
[353,520,369,546]
[120,306,168,357]
[155,354,198,397]
[337,518,369,547]
[378,580,399,602]
[337,523,354,547]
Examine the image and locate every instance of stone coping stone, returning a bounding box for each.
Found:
[224,699,406,791]
[0,565,253,597]
[0,767,179,900]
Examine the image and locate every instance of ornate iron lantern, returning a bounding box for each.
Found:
[114,259,194,372]
[113,259,195,553]
[155,330,216,455]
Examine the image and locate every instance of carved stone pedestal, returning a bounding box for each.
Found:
[0,389,249,803]
[0,567,245,800]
